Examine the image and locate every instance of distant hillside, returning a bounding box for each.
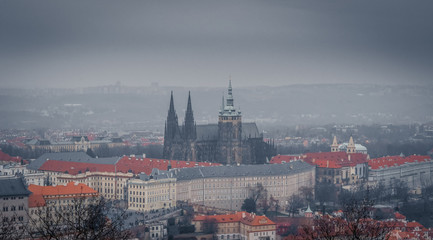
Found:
[0,84,432,130]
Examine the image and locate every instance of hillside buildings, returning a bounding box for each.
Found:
[368,155,433,190]
[193,211,276,240]
[271,136,369,186]
[27,152,218,202]
[172,161,315,211]
[26,136,124,152]
[0,177,31,234]
[127,172,176,212]
[163,81,275,165]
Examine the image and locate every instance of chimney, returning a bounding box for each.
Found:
[143,153,146,158]
[327,160,329,168]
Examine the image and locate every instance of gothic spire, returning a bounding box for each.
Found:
[165,91,180,140]
[227,80,234,107]
[168,91,175,115]
[183,91,196,140]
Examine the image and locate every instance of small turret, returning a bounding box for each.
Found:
[347,136,356,154]
[331,135,339,152]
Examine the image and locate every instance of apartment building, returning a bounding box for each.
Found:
[0,177,31,234]
[27,182,99,228]
[368,155,433,190]
[127,172,176,212]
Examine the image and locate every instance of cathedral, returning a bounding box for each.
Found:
[163,81,275,165]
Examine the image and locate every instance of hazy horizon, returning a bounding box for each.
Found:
[1,0,432,89]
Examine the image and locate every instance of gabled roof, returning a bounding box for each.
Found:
[0,177,31,197]
[28,182,98,197]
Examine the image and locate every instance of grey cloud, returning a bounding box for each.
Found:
[0,0,432,88]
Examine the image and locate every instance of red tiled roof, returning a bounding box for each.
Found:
[394,212,406,220]
[28,182,98,197]
[270,155,301,164]
[28,193,46,208]
[115,156,220,175]
[368,155,431,170]
[312,159,342,169]
[39,160,115,175]
[0,149,25,163]
[271,152,368,168]
[39,156,221,175]
[304,152,368,167]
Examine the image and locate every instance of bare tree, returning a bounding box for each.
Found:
[249,182,267,206]
[26,196,131,240]
[299,190,394,240]
[286,194,304,217]
[0,211,26,240]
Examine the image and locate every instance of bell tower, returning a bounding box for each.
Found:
[347,136,356,154]
[218,80,242,165]
[331,135,339,152]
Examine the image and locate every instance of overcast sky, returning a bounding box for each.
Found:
[1,0,432,88]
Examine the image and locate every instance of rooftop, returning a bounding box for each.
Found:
[368,155,431,169]
[194,211,275,226]
[28,182,98,197]
[33,152,221,175]
[172,161,314,181]
[0,177,31,197]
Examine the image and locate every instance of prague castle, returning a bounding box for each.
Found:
[163,81,275,165]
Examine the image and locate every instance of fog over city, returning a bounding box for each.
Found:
[2,2,433,239]
[1,0,433,129]
[1,0,433,89]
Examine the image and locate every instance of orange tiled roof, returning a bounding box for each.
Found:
[28,182,98,197]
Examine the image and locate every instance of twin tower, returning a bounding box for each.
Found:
[163,81,274,165]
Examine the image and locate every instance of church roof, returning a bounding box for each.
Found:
[195,122,260,141]
[196,124,219,141]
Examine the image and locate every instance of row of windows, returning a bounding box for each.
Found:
[2,216,24,222]
[2,196,24,200]
[2,205,25,211]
